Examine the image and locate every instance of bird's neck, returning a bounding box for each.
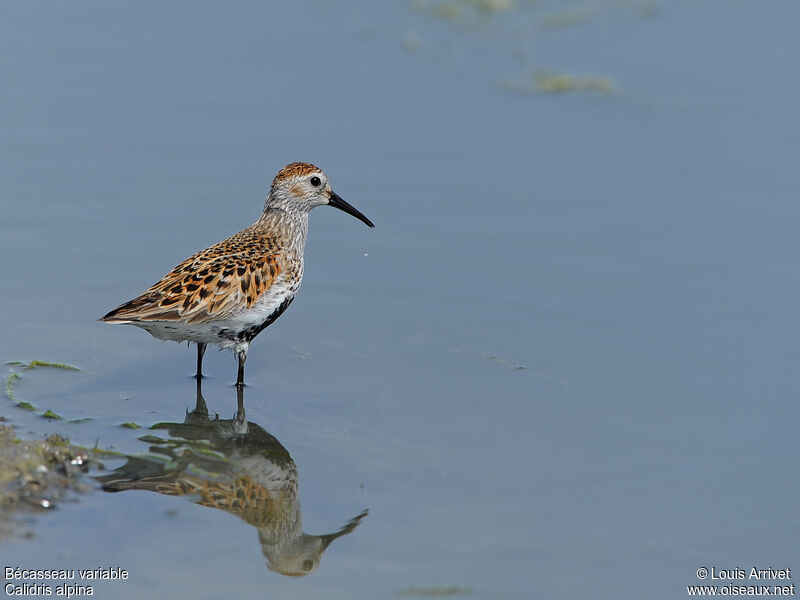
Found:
[256,207,309,254]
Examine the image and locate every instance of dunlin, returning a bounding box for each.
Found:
[99,383,369,576]
[101,162,373,387]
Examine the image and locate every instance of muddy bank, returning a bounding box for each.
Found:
[0,423,94,537]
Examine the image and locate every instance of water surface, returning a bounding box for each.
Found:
[1,1,799,598]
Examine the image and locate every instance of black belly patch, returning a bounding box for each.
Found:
[236,296,295,342]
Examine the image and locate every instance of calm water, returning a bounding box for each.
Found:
[2,1,799,598]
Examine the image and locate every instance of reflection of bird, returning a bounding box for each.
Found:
[101,163,374,387]
[98,383,368,576]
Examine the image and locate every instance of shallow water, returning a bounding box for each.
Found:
[2,1,799,598]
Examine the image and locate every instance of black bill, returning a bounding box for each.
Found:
[328,191,374,228]
[319,509,370,549]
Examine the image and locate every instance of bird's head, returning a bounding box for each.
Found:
[267,162,374,227]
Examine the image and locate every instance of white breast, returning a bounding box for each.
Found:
[132,269,302,352]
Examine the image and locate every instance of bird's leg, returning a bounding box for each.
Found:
[234,384,247,434]
[192,377,209,417]
[196,342,207,380]
[236,349,247,388]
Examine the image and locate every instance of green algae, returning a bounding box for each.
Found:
[534,69,616,94]
[138,434,168,444]
[501,69,617,95]
[4,360,81,415]
[4,373,24,406]
[406,0,658,99]
[7,360,80,371]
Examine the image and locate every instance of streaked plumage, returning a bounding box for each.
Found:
[98,384,368,576]
[101,162,374,386]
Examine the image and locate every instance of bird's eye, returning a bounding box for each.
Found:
[310,176,321,187]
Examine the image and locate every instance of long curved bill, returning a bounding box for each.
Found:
[328,191,374,228]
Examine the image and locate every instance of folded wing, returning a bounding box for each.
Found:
[102,240,282,325]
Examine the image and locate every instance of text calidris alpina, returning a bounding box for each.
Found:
[101,162,374,387]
